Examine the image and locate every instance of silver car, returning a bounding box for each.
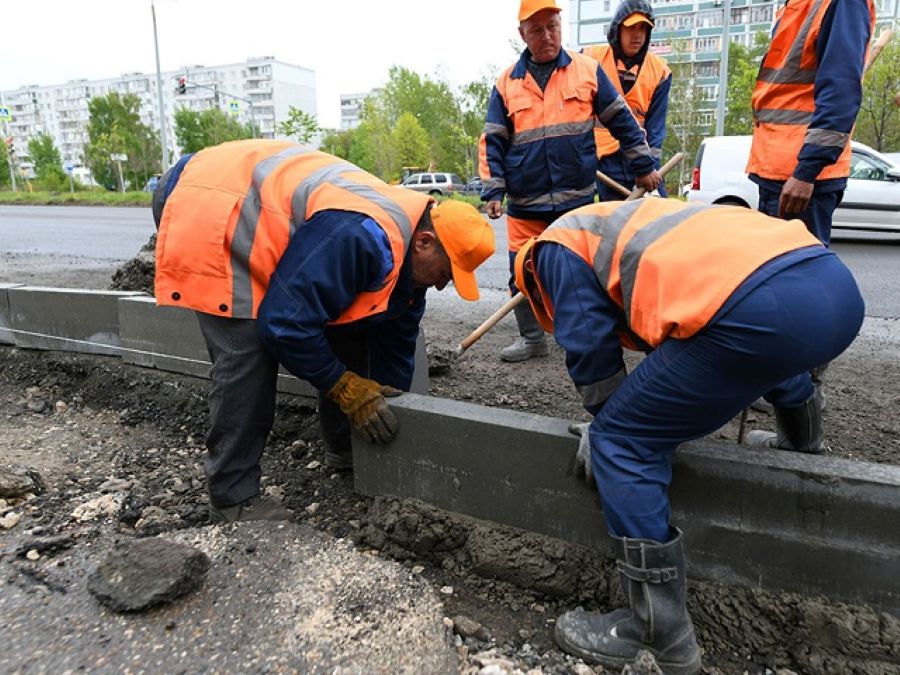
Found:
[401,172,465,197]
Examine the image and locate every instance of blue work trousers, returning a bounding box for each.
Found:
[757,185,844,246]
[589,253,864,542]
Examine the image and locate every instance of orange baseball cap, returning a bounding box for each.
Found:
[519,0,562,22]
[622,12,654,27]
[430,201,496,301]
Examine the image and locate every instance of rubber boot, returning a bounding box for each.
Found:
[554,529,701,674]
[500,302,549,362]
[745,392,824,454]
[811,362,828,411]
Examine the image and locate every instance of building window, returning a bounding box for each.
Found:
[580,0,608,20]
[580,22,607,44]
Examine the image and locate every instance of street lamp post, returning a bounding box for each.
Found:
[151,0,170,172]
[715,0,732,136]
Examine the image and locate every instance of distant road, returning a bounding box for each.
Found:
[0,204,897,322]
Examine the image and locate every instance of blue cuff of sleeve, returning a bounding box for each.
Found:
[319,362,346,394]
[793,161,823,183]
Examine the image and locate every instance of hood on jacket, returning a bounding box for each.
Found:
[607,0,655,67]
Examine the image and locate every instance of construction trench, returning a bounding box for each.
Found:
[1,280,899,674]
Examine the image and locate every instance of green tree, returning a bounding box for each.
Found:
[278,107,319,144]
[663,41,712,190]
[856,40,900,152]
[27,132,67,190]
[319,128,355,158]
[725,33,770,136]
[455,74,495,179]
[370,66,463,175]
[392,112,430,171]
[174,107,254,154]
[84,92,161,191]
[0,141,10,189]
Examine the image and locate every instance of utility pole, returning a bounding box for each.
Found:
[715,0,732,136]
[151,0,170,171]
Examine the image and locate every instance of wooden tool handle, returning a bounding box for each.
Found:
[625,151,685,202]
[865,29,893,77]
[595,170,632,198]
[454,293,526,358]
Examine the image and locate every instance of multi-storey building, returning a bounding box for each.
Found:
[339,89,383,130]
[0,56,316,175]
[567,0,898,125]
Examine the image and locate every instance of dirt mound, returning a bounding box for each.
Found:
[110,234,156,294]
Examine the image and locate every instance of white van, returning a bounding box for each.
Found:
[686,135,900,233]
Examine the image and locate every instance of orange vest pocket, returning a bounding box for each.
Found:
[158,187,242,278]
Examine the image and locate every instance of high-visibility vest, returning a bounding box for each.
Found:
[155,140,432,321]
[531,199,822,346]
[746,0,875,181]
[583,45,670,159]
[482,50,605,210]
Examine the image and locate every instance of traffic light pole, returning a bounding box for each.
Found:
[177,79,257,138]
[151,0,170,172]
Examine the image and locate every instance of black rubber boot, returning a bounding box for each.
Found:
[554,529,701,674]
[747,392,824,454]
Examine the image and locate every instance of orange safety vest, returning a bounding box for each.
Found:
[480,50,605,210]
[530,199,821,346]
[746,0,875,181]
[583,45,670,159]
[155,140,432,321]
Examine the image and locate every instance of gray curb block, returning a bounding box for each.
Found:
[3,287,429,402]
[353,393,900,617]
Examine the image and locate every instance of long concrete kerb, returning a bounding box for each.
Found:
[8,286,145,355]
[354,393,900,616]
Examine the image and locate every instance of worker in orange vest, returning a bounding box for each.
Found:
[583,0,671,200]
[746,0,876,245]
[153,140,495,523]
[479,0,661,363]
[514,198,864,672]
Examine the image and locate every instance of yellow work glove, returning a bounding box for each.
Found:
[326,371,402,444]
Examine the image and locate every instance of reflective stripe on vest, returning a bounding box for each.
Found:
[757,0,828,86]
[232,145,310,317]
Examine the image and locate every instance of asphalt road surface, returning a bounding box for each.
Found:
[1,204,897,321]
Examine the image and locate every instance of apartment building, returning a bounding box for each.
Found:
[567,0,898,124]
[0,56,316,173]
[339,89,383,130]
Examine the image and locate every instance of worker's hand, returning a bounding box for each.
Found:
[326,371,402,444]
[568,422,594,485]
[634,170,662,193]
[486,200,504,219]
[778,177,814,218]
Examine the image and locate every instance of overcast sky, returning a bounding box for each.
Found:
[1,1,575,128]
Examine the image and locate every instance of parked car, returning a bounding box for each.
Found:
[460,177,483,196]
[686,135,900,233]
[401,172,465,196]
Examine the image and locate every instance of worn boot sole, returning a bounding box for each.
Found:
[554,622,701,675]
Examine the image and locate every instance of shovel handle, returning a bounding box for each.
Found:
[454,293,526,358]
[595,170,632,198]
[625,151,685,202]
